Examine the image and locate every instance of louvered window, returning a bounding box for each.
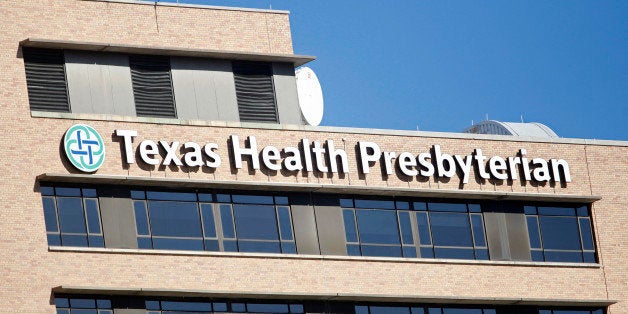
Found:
[23,48,70,112]
[233,61,278,123]
[129,55,176,118]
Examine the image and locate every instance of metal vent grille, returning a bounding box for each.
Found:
[233,61,278,123]
[23,48,70,112]
[129,55,176,118]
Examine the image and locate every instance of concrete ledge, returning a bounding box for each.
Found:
[49,246,602,269]
[21,38,315,66]
[52,284,615,306]
[30,111,628,146]
[38,173,602,203]
[83,0,290,14]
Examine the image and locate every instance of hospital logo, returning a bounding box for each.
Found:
[64,124,105,172]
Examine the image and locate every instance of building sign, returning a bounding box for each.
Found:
[113,130,572,184]
[63,124,106,172]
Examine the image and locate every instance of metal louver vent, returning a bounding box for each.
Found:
[233,61,278,123]
[129,55,176,118]
[23,48,70,112]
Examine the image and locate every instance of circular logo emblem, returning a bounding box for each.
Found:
[63,124,106,172]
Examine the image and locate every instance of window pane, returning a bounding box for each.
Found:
[290,304,304,313]
[370,306,410,314]
[539,217,581,250]
[527,216,542,249]
[347,244,361,256]
[411,308,425,314]
[148,201,201,237]
[223,240,238,252]
[57,198,86,233]
[232,303,246,312]
[360,245,402,257]
[340,198,354,208]
[277,206,293,241]
[416,212,431,245]
[398,212,414,245]
[214,302,228,312]
[275,196,289,205]
[470,214,486,247]
[583,252,596,263]
[420,247,435,258]
[56,187,81,197]
[70,298,96,308]
[47,234,61,246]
[468,204,482,213]
[201,204,216,238]
[355,199,395,209]
[413,202,427,211]
[396,201,410,209]
[84,199,101,234]
[544,251,582,263]
[429,213,472,247]
[356,210,400,244]
[233,205,279,240]
[443,309,482,314]
[82,189,97,198]
[434,248,475,260]
[88,235,104,247]
[238,240,281,253]
[43,197,58,232]
[246,303,289,313]
[281,242,296,254]
[343,209,358,243]
[216,193,231,203]
[403,246,417,258]
[152,238,203,251]
[204,239,219,251]
[198,193,214,202]
[428,203,467,212]
[475,249,489,260]
[138,237,152,249]
[538,206,575,216]
[524,206,537,215]
[41,186,55,196]
[130,190,145,199]
[134,201,150,235]
[576,206,589,217]
[220,205,235,238]
[531,250,544,262]
[161,301,212,311]
[579,218,594,250]
[232,194,274,204]
[147,191,197,201]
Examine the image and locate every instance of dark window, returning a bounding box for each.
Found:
[233,61,278,123]
[40,186,104,247]
[526,206,596,263]
[343,199,487,260]
[54,296,112,314]
[129,55,176,118]
[22,47,70,112]
[132,191,296,254]
[145,299,304,313]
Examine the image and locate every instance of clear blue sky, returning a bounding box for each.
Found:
[167,0,627,140]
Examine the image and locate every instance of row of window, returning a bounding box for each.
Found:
[40,185,597,263]
[23,47,279,122]
[54,296,605,314]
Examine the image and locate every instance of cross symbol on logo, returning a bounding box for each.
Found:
[63,124,105,172]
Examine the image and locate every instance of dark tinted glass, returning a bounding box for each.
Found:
[47,234,61,246]
[470,214,486,247]
[428,203,467,212]
[214,302,228,311]
[396,201,410,209]
[413,202,427,211]
[233,205,278,240]
[201,204,216,238]
[524,206,537,215]
[147,191,197,202]
[347,244,361,256]
[130,190,145,199]
[531,250,544,261]
[88,235,104,247]
[223,240,238,252]
[356,210,400,244]
[152,238,203,251]
[275,196,289,205]
[69,298,96,308]
[370,306,411,314]
[442,309,482,314]
[468,204,481,213]
[220,205,235,238]
[360,245,402,257]
[56,187,81,197]
[355,199,395,209]
[246,303,290,313]
[277,206,293,240]
[343,210,358,242]
[434,247,475,259]
[84,199,101,234]
[232,194,274,204]
[539,217,581,250]
[576,206,589,217]
[282,242,296,253]
[41,186,55,196]
[416,212,431,245]
[42,197,58,232]
[544,251,582,263]
[429,213,472,247]
[216,194,231,203]
[420,247,434,258]
[161,301,212,311]
[148,201,202,237]
[340,198,354,208]
[527,216,542,249]
[398,212,414,245]
[403,247,417,258]
[134,202,150,235]
[198,193,214,202]
[57,198,86,233]
[579,218,594,250]
[205,239,220,251]
[475,249,489,260]
[290,304,304,313]
[238,241,281,253]
[82,188,97,198]
[538,206,575,216]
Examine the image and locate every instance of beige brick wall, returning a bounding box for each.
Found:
[0,0,626,313]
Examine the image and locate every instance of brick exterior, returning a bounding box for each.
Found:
[0,0,626,313]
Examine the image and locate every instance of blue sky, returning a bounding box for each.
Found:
[167,1,627,140]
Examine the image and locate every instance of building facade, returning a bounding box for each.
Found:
[0,1,626,313]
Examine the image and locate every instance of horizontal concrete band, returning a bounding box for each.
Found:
[52,286,616,307]
[20,38,316,66]
[30,111,628,147]
[38,173,602,203]
[49,246,602,269]
[84,0,291,14]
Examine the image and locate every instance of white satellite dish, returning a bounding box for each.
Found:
[295,67,324,126]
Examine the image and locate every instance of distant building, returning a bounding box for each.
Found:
[463,120,559,138]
